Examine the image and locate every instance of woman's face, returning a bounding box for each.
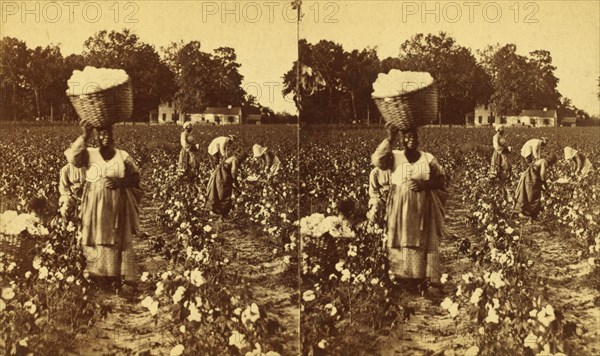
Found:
[402,131,419,150]
[97,129,113,148]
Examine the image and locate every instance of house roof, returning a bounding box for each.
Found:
[561,117,577,123]
[520,109,556,118]
[204,107,242,115]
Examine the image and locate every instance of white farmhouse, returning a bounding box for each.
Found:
[153,102,242,126]
[465,104,497,126]
[505,109,557,127]
[192,106,242,125]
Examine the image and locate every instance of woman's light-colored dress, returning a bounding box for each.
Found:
[68,137,142,281]
[372,139,447,283]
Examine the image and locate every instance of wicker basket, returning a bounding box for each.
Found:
[68,80,133,128]
[0,232,37,273]
[372,84,438,131]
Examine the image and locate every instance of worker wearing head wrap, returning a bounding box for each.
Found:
[564,146,593,178]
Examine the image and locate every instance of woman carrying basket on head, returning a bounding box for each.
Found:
[66,122,142,288]
[371,123,448,290]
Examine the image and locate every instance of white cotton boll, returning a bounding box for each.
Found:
[372,70,434,97]
[1,213,39,235]
[67,66,129,96]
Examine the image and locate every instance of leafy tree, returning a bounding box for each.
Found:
[24,45,65,120]
[343,48,381,124]
[0,37,30,120]
[167,41,212,113]
[261,107,275,124]
[557,97,576,118]
[480,44,561,117]
[380,57,402,74]
[283,40,350,124]
[162,41,246,115]
[526,50,560,109]
[483,44,531,116]
[210,47,245,107]
[242,94,262,122]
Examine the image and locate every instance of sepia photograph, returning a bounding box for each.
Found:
[1,0,599,355]
[296,1,599,355]
[1,1,299,355]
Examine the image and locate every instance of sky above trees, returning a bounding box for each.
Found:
[2,0,598,116]
[301,0,599,116]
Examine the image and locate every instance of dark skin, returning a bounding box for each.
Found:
[386,122,446,192]
[539,157,557,190]
[230,153,248,190]
[81,122,140,190]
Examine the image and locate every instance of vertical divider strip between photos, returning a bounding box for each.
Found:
[295,2,303,353]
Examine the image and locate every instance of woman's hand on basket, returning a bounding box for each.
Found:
[385,122,399,141]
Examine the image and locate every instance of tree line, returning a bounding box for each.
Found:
[2,30,596,125]
[0,29,293,123]
[283,32,598,125]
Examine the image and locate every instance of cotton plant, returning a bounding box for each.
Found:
[444,162,573,355]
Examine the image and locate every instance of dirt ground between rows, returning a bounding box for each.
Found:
[377,188,600,356]
[69,203,299,355]
[66,185,598,355]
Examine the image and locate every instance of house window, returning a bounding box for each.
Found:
[228,116,235,123]
[167,102,171,108]
[544,119,550,125]
[162,113,166,121]
[478,116,483,124]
